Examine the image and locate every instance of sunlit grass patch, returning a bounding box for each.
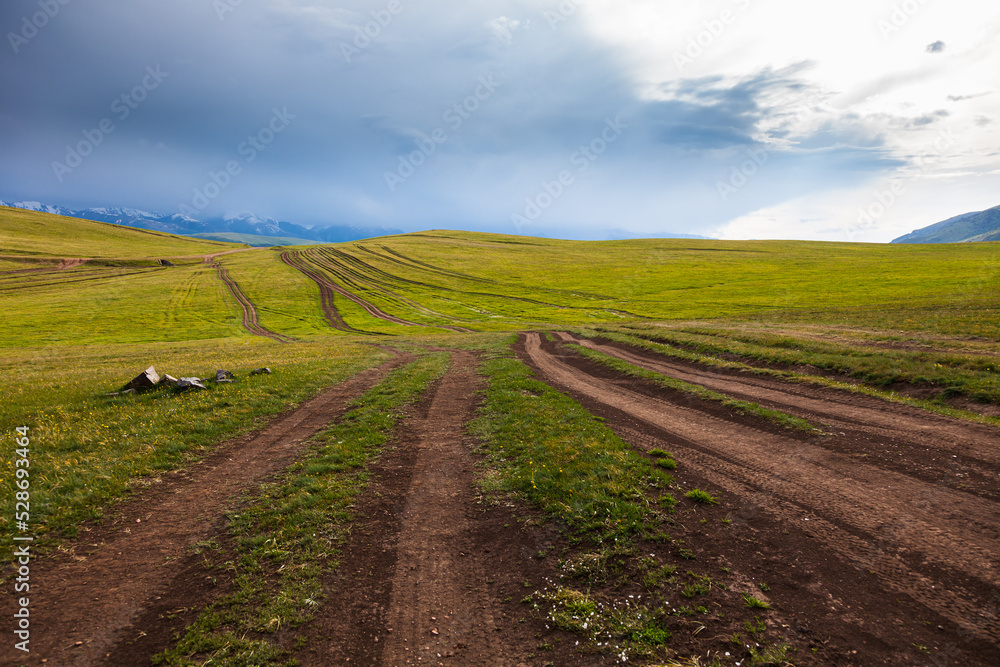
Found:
[535,584,673,660]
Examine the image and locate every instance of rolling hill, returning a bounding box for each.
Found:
[0,199,402,244]
[0,204,240,258]
[891,204,1000,243]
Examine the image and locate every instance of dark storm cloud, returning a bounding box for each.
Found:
[0,0,893,237]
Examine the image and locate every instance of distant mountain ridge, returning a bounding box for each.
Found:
[892,205,1000,244]
[0,200,402,244]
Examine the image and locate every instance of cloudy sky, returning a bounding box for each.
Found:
[1,0,998,241]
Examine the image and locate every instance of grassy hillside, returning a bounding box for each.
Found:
[4,215,999,346]
[892,204,1000,244]
[0,205,241,258]
[283,231,999,338]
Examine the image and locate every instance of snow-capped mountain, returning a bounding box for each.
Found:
[0,200,402,242]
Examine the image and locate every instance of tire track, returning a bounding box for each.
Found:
[381,351,514,666]
[280,251,373,334]
[286,250,472,333]
[211,261,295,343]
[561,332,1000,465]
[24,356,412,667]
[314,247,478,325]
[521,332,1000,643]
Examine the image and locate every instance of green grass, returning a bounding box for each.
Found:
[685,489,719,505]
[534,586,673,659]
[742,594,771,609]
[0,261,249,347]
[0,337,388,543]
[468,336,675,543]
[185,232,316,247]
[154,353,449,666]
[328,231,1000,334]
[215,249,336,337]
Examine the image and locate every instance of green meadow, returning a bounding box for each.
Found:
[3,206,998,664]
[3,209,997,539]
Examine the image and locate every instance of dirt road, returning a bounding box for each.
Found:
[18,357,409,667]
[298,351,542,666]
[519,332,1000,664]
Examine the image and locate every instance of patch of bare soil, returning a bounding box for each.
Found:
[516,332,1000,666]
[8,356,410,667]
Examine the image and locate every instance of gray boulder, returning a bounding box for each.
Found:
[160,374,179,386]
[250,367,272,376]
[215,369,235,383]
[177,377,207,390]
[124,366,160,391]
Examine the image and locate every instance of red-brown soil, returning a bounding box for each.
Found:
[515,331,1000,666]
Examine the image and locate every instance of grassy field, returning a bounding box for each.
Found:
[283,231,1000,336]
[3,207,999,665]
[0,337,389,541]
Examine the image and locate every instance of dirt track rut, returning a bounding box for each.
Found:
[283,250,472,333]
[562,332,1000,463]
[521,332,1000,646]
[20,357,409,667]
[381,351,511,665]
[211,261,295,342]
